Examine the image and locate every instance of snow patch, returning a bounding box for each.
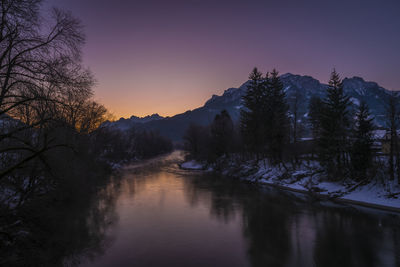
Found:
[350,97,360,106]
[181,160,204,170]
[230,159,400,210]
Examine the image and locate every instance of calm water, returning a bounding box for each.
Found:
[73,151,400,267]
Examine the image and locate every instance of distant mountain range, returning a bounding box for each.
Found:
[104,73,396,141]
[103,113,164,131]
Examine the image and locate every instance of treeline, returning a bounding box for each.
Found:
[183,110,240,165]
[0,1,171,264]
[92,127,173,163]
[184,67,400,184]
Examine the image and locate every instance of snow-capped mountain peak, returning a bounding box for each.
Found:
[104,73,397,140]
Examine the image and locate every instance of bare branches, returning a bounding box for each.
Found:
[0,1,107,182]
[0,0,87,112]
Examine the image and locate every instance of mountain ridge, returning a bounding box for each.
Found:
[104,73,397,140]
[104,113,164,131]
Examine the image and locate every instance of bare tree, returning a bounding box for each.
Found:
[0,0,97,179]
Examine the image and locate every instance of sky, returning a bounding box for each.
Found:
[45,0,400,118]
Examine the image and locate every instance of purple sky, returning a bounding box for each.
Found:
[46,0,400,118]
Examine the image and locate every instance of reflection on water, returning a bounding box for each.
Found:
[0,165,120,267]
[70,151,400,267]
[44,176,121,267]
[62,177,120,266]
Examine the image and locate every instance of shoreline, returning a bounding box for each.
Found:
[178,159,400,214]
[255,181,400,213]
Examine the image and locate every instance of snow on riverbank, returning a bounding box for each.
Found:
[224,160,400,211]
[178,155,400,211]
[180,160,205,170]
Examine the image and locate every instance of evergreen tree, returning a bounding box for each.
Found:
[267,69,290,163]
[240,68,289,164]
[240,67,265,158]
[318,70,351,178]
[350,102,374,180]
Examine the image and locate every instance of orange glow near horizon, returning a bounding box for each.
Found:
[49,0,400,120]
[93,70,248,119]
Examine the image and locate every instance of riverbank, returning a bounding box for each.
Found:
[180,159,400,213]
[258,180,400,213]
[79,151,400,267]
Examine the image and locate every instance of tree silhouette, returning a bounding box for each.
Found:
[350,102,374,180]
[318,70,351,178]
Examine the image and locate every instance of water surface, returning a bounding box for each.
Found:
[77,151,400,267]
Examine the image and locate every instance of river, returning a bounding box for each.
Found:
[72,151,400,267]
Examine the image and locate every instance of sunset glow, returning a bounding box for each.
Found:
[3,1,400,265]
[48,0,400,118]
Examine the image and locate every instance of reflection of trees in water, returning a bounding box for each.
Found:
[183,173,400,267]
[313,211,381,267]
[393,227,400,266]
[182,174,244,223]
[241,193,294,267]
[182,174,293,266]
[0,172,121,267]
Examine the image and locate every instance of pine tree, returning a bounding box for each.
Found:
[267,69,289,163]
[318,70,351,178]
[241,68,289,164]
[240,67,265,158]
[350,102,374,180]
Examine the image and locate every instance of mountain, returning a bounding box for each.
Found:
[103,113,164,131]
[105,73,396,141]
